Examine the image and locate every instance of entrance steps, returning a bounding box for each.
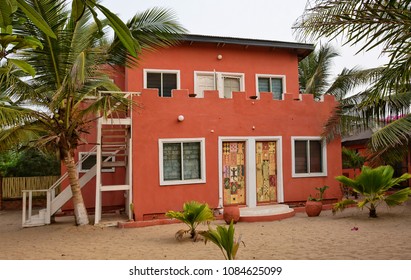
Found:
[239,204,295,222]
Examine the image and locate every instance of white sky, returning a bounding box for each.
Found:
[100,0,388,78]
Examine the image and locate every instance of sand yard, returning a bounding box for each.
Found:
[1,202,411,260]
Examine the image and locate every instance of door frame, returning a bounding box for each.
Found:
[218,136,283,208]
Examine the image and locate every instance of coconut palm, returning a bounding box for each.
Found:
[334,165,411,217]
[165,201,214,241]
[299,43,339,99]
[200,220,244,260]
[294,0,411,161]
[0,0,185,225]
[299,43,381,101]
[0,0,138,58]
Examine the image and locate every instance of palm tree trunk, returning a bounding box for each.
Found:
[63,150,89,226]
[369,204,377,218]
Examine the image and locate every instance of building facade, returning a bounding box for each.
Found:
[65,35,343,222]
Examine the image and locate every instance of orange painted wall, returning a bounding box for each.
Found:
[130,90,341,220]
[126,43,300,96]
[67,42,342,218]
[124,42,342,220]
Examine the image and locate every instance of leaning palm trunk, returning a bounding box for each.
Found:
[63,150,89,225]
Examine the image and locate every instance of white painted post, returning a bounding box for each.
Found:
[22,191,27,226]
[94,114,102,225]
[247,139,257,208]
[28,191,32,220]
[46,190,51,224]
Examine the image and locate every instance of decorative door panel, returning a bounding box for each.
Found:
[255,141,277,204]
[222,142,246,205]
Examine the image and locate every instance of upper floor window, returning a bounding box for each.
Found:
[144,69,180,97]
[256,75,286,100]
[292,137,327,177]
[194,71,244,98]
[159,138,206,185]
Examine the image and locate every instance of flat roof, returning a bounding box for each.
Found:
[179,34,314,60]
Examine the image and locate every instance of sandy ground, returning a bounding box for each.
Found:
[1,203,411,260]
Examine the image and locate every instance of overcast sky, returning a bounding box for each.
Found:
[100,0,388,78]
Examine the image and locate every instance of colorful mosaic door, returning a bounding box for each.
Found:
[222,142,246,205]
[255,141,277,204]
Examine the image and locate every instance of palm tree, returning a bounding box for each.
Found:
[0,0,185,225]
[200,220,244,260]
[334,165,411,217]
[341,147,366,176]
[165,201,215,241]
[299,43,382,100]
[299,44,339,99]
[294,0,411,161]
[0,0,138,59]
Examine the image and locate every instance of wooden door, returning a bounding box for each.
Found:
[222,142,246,205]
[255,141,277,204]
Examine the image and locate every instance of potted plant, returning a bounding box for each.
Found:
[305,185,329,217]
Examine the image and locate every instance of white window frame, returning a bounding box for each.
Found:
[159,138,206,186]
[78,152,116,173]
[291,136,327,178]
[255,74,286,99]
[194,71,245,98]
[143,69,181,97]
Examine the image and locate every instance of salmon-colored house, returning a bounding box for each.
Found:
[22,35,343,226]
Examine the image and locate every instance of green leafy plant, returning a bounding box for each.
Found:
[307,185,329,201]
[165,201,214,241]
[334,165,411,217]
[200,220,244,260]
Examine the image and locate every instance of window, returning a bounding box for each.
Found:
[292,137,327,177]
[144,69,180,97]
[195,73,216,97]
[223,77,241,98]
[256,75,286,100]
[79,152,115,173]
[159,138,206,185]
[194,71,244,98]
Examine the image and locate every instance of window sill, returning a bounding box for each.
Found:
[160,179,206,186]
[292,173,327,178]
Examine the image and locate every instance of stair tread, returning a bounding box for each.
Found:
[101,161,126,167]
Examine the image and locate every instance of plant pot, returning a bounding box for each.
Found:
[305,200,323,217]
[223,205,240,224]
[249,95,258,99]
[189,93,197,97]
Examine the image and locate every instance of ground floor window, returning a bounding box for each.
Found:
[292,137,327,177]
[159,138,206,185]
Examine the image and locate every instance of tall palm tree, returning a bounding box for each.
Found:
[294,0,411,160]
[0,0,186,225]
[299,43,382,100]
[0,0,138,59]
[299,43,339,99]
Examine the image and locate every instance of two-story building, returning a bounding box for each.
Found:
[26,34,342,227]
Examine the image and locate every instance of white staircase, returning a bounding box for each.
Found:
[22,149,98,227]
[22,91,138,227]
